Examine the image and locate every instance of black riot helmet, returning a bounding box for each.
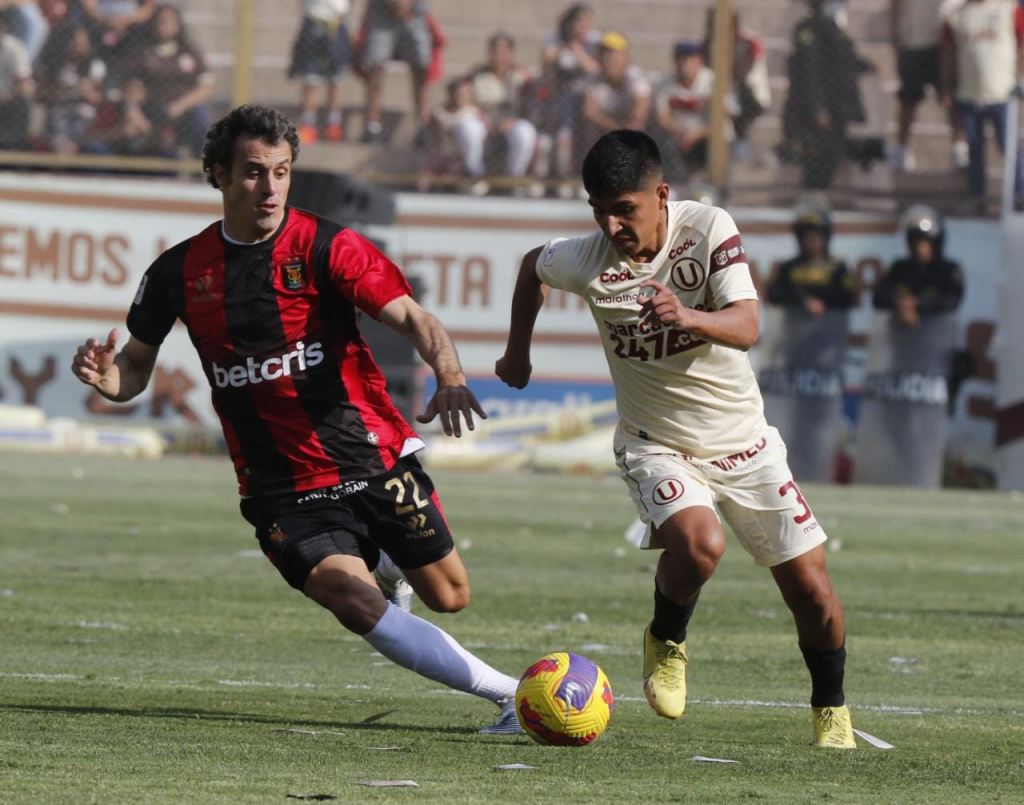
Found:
[793,205,833,239]
[792,204,833,256]
[901,204,944,257]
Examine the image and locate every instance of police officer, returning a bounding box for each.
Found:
[782,0,869,189]
[767,206,857,315]
[874,205,964,328]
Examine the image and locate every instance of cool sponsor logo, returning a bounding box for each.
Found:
[211,340,324,388]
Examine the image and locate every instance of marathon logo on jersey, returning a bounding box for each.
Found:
[710,235,745,273]
[281,256,307,291]
[211,341,325,388]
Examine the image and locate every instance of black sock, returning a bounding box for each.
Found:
[801,643,847,708]
[649,584,699,644]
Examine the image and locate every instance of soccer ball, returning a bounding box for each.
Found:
[515,652,613,746]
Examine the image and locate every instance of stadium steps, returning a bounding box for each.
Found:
[176,0,1009,209]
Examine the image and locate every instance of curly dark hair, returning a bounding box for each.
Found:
[202,105,300,189]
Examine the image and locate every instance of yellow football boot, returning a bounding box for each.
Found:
[811,705,856,748]
[642,624,688,719]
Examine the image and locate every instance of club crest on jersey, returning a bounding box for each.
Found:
[670,257,706,291]
[281,257,306,291]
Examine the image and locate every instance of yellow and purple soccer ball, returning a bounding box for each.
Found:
[515,652,613,746]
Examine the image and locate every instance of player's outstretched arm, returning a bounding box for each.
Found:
[496,246,546,389]
[640,280,760,350]
[378,295,486,438]
[70,328,160,402]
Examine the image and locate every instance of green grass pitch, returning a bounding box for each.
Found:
[1,454,1022,803]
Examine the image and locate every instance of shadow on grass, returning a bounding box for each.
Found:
[0,703,482,735]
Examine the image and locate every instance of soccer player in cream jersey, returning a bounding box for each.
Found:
[497,130,855,748]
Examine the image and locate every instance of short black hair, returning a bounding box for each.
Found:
[202,104,300,189]
[581,130,663,197]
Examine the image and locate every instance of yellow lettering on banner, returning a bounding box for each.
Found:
[0,225,18,277]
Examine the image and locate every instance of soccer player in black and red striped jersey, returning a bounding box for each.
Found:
[71,104,522,733]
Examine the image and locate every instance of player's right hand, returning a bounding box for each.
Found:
[495,354,532,389]
[71,328,119,388]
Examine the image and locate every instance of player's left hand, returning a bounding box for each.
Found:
[639,280,693,329]
[417,382,488,438]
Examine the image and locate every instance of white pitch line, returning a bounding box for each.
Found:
[616,696,927,715]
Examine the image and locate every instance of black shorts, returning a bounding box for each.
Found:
[239,456,454,590]
[898,47,940,104]
[289,17,351,81]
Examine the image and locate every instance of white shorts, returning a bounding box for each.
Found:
[614,424,827,567]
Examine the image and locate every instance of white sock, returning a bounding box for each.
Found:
[301,110,316,127]
[373,550,405,585]
[364,603,517,703]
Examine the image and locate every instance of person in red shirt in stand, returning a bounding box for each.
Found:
[70,104,524,735]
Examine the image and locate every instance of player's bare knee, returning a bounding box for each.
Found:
[421,582,470,613]
[785,572,835,619]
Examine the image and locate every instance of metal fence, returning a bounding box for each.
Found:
[2,0,1020,213]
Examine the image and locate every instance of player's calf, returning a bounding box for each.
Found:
[304,555,390,635]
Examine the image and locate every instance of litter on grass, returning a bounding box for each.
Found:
[357,781,419,787]
[361,710,397,724]
[853,729,895,749]
[273,729,346,737]
[494,764,536,770]
[690,756,739,764]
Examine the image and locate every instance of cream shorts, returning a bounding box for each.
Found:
[614,424,827,567]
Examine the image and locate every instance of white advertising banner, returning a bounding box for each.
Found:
[0,174,1002,481]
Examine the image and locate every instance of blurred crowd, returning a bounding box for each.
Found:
[0,0,213,158]
[2,0,1021,205]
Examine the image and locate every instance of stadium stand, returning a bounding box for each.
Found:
[4,0,1019,212]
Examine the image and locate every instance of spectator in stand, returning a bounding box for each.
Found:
[467,32,537,185]
[0,1,50,63]
[536,3,600,186]
[37,22,106,153]
[77,0,157,81]
[782,0,869,189]
[420,75,489,194]
[941,0,1024,208]
[767,206,857,316]
[891,0,967,172]
[290,0,351,145]
[580,31,651,146]
[136,4,214,157]
[0,12,32,149]
[652,41,721,183]
[704,10,771,163]
[358,0,439,145]
[874,205,963,327]
[107,76,156,154]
